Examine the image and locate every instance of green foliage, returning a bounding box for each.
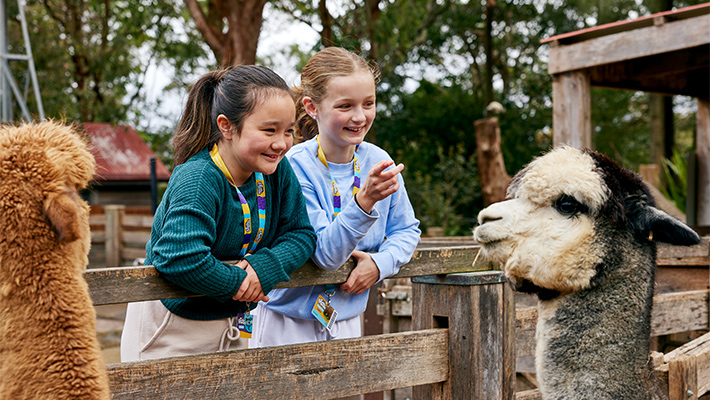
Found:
[405,144,482,236]
[8,0,207,124]
[592,89,651,171]
[377,80,483,235]
[660,148,688,213]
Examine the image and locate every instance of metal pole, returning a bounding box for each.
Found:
[18,0,43,120]
[0,0,12,122]
[150,158,158,215]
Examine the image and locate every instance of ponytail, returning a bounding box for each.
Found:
[292,85,318,142]
[172,69,230,166]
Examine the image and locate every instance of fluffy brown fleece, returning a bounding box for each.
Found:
[0,121,110,399]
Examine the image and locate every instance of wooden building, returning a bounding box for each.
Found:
[82,122,171,207]
[543,3,710,225]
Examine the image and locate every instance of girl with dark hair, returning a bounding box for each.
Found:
[120,65,316,361]
[250,48,420,348]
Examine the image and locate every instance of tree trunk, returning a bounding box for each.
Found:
[318,0,334,46]
[475,117,511,206]
[185,0,267,67]
[484,0,495,105]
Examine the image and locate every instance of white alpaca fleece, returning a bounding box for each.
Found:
[475,147,608,293]
[508,146,609,212]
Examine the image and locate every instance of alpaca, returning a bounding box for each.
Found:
[0,122,110,399]
[473,146,700,400]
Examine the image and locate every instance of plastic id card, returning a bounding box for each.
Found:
[311,294,338,331]
[236,312,253,339]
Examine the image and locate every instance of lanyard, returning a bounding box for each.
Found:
[316,135,360,216]
[210,143,266,257]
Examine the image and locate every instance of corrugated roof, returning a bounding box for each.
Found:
[541,2,710,45]
[83,122,171,182]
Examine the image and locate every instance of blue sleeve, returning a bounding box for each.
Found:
[299,173,379,271]
[369,174,421,281]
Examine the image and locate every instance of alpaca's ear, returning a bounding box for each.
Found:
[44,191,82,243]
[643,206,701,246]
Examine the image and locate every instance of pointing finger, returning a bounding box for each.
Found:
[371,160,394,176]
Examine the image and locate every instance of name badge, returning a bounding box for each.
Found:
[311,294,338,331]
[236,312,253,339]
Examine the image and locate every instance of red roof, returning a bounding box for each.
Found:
[541,2,710,44]
[83,122,171,182]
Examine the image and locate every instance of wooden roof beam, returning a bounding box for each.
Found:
[548,13,710,75]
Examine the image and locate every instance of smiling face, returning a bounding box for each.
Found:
[218,91,295,185]
[473,147,610,295]
[306,72,376,161]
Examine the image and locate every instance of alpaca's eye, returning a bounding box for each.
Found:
[554,195,588,217]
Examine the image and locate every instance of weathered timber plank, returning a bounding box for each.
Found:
[698,98,710,226]
[86,246,485,305]
[659,332,710,396]
[669,355,698,400]
[552,70,592,147]
[122,214,154,229]
[412,274,515,400]
[514,290,709,358]
[122,231,152,247]
[651,290,709,336]
[657,239,710,267]
[515,307,538,359]
[515,389,541,400]
[107,329,448,400]
[656,267,709,294]
[548,14,710,74]
[89,214,107,225]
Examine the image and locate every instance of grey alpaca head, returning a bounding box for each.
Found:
[474,146,700,400]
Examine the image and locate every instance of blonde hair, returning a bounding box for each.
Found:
[293,47,381,142]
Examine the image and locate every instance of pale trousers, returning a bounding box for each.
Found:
[120,300,246,362]
[248,304,362,348]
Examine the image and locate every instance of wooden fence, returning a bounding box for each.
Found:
[89,205,152,268]
[85,242,710,399]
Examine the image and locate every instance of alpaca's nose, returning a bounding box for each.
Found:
[477,207,503,226]
[479,215,502,225]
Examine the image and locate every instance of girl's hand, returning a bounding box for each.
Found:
[355,160,404,213]
[340,250,380,295]
[233,260,269,303]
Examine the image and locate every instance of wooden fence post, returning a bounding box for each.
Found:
[105,205,125,267]
[669,354,698,400]
[411,271,515,400]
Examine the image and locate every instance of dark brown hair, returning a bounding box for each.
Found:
[293,47,381,142]
[172,65,291,166]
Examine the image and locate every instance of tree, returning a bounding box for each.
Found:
[185,0,268,66]
[9,0,206,124]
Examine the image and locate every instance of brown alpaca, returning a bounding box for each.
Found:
[0,121,110,399]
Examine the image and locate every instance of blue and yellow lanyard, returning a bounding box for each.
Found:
[316,135,361,216]
[210,143,266,257]
[316,135,361,295]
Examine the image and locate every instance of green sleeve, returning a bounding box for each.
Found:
[149,165,246,302]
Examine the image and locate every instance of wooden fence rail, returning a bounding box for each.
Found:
[89,244,515,399]
[85,242,709,399]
